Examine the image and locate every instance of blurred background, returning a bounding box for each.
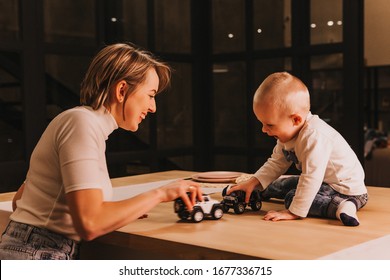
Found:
[0,0,388,192]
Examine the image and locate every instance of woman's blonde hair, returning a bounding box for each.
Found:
[80,43,171,110]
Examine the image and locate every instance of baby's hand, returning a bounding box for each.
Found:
[226,177,260,203]
[263,210,300,221]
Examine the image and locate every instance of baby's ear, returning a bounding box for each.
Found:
[290,114,303,126]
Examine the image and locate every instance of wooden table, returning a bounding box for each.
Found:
[1,170,390,260]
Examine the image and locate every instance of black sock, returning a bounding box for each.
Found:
[340,213,360,226]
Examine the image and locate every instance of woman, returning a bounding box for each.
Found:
[0,43,202,260]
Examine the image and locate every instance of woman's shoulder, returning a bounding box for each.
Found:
[59,106,94,116]
[48,106,101,136]
[49,106,116,140]
[54,106,97,123]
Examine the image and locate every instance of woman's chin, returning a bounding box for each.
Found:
[130,125,139,132]
[121,123,138,132]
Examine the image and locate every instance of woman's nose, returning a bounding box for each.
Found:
[149,99,156,113]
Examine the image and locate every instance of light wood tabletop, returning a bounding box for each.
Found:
[1,170,390,260]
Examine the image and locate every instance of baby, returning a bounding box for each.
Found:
[228,72,368,226]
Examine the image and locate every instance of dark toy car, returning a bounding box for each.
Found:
[221,185,262,214]
[174,194,224,222]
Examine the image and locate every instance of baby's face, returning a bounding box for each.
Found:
[253,102,299,143]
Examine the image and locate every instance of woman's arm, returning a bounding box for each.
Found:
[12,183,25,211]
[66,180,202,241]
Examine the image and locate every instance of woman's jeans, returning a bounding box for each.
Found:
[0,221,80,260]
[261,176,368,218]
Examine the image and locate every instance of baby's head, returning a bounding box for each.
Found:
[253,72,310,143]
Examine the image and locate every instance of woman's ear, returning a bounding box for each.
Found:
[115,80,127,103]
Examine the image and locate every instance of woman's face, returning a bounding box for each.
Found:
[113,68,159,131]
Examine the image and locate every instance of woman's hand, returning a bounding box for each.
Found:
[158,180,203,211]
[263,209,300,221]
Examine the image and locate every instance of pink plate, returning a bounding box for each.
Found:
[191,171,243,183]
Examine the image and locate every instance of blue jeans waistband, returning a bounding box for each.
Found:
[2,220,79,259]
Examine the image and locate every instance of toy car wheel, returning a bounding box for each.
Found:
[211,206,224,220]
[174,200,184,212]
[234,202,245,214]
[250,201,262,211]
[178,211,189,220]
[221,204,230,213]
[191,208,204,222]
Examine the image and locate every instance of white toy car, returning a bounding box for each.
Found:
[174,194,224,222]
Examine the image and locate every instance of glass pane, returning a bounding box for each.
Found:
[107,127,150,153]
[253,57,292,149]
[108,160,151,178]
[376,67,390,132]
[254,57,292,83]
[378,92,390,132]
[213,61,246,147]
[212,0,245,54]
[311,53,343,70]
[377,67,390,89]
[45,54,91,119]
[0,52,24,161]
[253,0,291,50]
[154,0,191,53]
[378,90,390,111]
[157,63,192,148]
[254,156,269,172]
[44,0,96,45]
[310,54,344,130]
[365,67,390,133]
[165,155,194,172]
[0,0,20,40]
[310,0,343,45]
[214,155,247,173]
[122,0,148,47]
